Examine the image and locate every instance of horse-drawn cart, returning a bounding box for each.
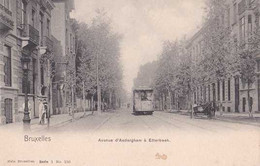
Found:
[192,101,216,118]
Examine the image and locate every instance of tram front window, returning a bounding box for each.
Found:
[141,91,152,101]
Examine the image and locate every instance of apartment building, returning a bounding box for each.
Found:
[0,0,18,124]
[51,0,76,114]
[0,0,55,125]
[187,0,260,113]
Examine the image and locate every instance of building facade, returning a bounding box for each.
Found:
[0,0,60,125]
[51,0,76,114]
[187,0,260,113]
[0,0,18,124]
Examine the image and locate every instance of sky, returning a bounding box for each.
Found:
[72,0,206,93]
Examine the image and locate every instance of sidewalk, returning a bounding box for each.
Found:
[214,111,260,126]
[0,111,93,132]
[166,109,260,126]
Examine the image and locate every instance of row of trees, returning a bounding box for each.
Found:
[149,0,260,116]
[73,11,124,112]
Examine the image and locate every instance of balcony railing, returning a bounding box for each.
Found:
[40,0,54,10]
[248,0,258,9]
[0,3,11,16]
[41,36,53,52]
[238,0,246,15]
[21,24,40,46]
[0,3,14,30]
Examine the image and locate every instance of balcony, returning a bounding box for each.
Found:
[21,24,39,47]
[0,3,14,31]
[247,0,258,10]
[40,0,55,10]
[41,36,53,52]
[238,0,246,15]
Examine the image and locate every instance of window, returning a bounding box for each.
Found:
[227,107,231,112]
[32,58,36,94]
[197,87,200,102]
[257,60,260,72]
[4,98,13,124]
[248,15,252,37]
[32,9,35,27]
[222,80,225,101]
[233,34,238,51]
[233,3,237,24]
[228,79,231,101]
[40,12,44,42]
[140,91,152,101]
[4,0,9,9]
[40,64,44,87]
[47,19,50,36]
[194,92,196,104]
[240,17,245,42]
[208,85,210,101]
[200,86,203,102]
[217,81,220,101]
[249,80,253,88]
[3,45,11,87]
[21,1,27,25]
[203,86,206,103]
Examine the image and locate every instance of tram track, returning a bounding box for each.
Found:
[152,114,216,133]
[155,112,239,132]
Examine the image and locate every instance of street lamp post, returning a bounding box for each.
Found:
[21,55,31,131]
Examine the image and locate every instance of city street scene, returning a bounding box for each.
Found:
[0,0,260,165]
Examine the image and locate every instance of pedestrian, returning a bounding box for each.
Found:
[104,103,107,112]
[219,102,223,116]
[39,99,47,125]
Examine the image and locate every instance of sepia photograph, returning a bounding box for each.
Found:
[0,0,259,165]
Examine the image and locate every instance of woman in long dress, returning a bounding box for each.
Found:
[39,99,46,125]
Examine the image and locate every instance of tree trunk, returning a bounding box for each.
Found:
[162,93,165,111]
[189,84,193,119]
[247,81,252,118]
[83,83,86,115]
[161,94,164,111]
[91,96,94,114]
[57,88,60,114]
[168,89,172,111]
[71,86,75,119]
[109,91,112,109]
[177,94,180,111]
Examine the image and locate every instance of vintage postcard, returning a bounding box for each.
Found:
[0,0,259,165]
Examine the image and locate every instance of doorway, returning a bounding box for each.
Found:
[235,77,240,112]
[242,97,246,112]
[4,98,13,124]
